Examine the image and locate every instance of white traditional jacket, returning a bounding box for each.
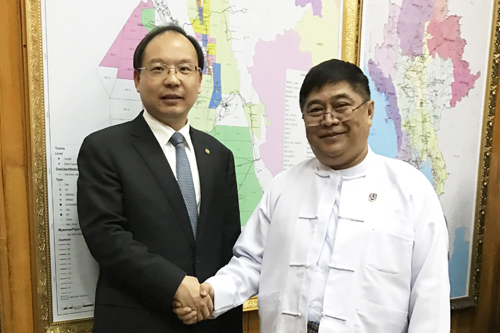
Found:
[207,149,450,332]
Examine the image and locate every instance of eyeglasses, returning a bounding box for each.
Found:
[137,63,201,79]
[302,100,369,126]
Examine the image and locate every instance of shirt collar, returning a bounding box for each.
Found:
[143,109,194,150]
[315,146,373,179]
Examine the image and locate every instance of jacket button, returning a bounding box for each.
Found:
[195,256,200,264]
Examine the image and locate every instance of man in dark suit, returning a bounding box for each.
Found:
[77,24,242,333]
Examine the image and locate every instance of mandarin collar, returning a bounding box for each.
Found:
[314,146,373,179]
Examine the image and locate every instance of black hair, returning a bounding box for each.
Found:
[133,24,205,70]
[299,59,370,110]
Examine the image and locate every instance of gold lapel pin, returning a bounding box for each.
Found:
[368,193,377,202]
[205,148,210,154]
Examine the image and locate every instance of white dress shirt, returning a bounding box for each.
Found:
[307,154,371,323]
[207,148,450,332]
[143,110,201,213]
[307,174,339,323]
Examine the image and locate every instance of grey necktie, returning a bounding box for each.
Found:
[170,132,198,238]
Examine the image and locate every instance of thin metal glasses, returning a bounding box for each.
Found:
[303,100,369,126]
[137,63,201,79]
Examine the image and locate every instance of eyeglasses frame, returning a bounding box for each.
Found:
[302,99,370,124]
[136,63,202,79]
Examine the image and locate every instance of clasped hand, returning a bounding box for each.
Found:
[173,276,214,325]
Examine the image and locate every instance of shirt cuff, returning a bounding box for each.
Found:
[205,275,237,318]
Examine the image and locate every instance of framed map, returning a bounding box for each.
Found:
[359,0,500,309]
[26,0,361,331]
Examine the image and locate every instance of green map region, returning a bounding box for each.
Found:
[209,125,263,225]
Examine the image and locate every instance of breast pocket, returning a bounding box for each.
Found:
[355,299,408,332]
[366,225,413,275]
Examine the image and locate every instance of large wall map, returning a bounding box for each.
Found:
[43,0,342,322]
[360,0,496,300]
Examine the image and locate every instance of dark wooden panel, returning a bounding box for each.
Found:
[244,311,259,333]
[0,0,35,332]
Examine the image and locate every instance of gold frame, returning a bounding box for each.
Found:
[451,0,500,310]
[343,0,363,65]
[26,0,361,331]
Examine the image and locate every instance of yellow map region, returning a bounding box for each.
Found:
[186,0,266,225]
[395,29,448,194]
[188,0,266,139]
[295,0,341,65]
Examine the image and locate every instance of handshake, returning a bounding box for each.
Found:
[172,276,215,325]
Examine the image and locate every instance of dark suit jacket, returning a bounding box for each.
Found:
[77,113,243,333]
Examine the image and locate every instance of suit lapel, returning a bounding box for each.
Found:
[190,128,214,242]
[128,113,196,248]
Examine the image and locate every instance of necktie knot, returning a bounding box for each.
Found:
[170,132,184,147]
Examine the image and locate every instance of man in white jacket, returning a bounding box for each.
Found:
[175,59,451,332]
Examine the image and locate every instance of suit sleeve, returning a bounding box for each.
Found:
[77,134,186,310]
[408,179,450,332]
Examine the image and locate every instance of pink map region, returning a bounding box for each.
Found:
[194,34,216,44]
[99,0,152,80]
[427,15,480,107]
[427,16,465,60]
[451,61,480,107]
[249,31,312,176]
[295,0,322,17]
[431,0,448,21]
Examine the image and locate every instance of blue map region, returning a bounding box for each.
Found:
[367,76,398,158]
[449,227,470,297]
[209,63,222,109]
[198,7,203,24]
[202,33,208,47]
[366,75,435,185]
[420,158,435,186]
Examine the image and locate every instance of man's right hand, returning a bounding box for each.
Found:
[173,276,213,322]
